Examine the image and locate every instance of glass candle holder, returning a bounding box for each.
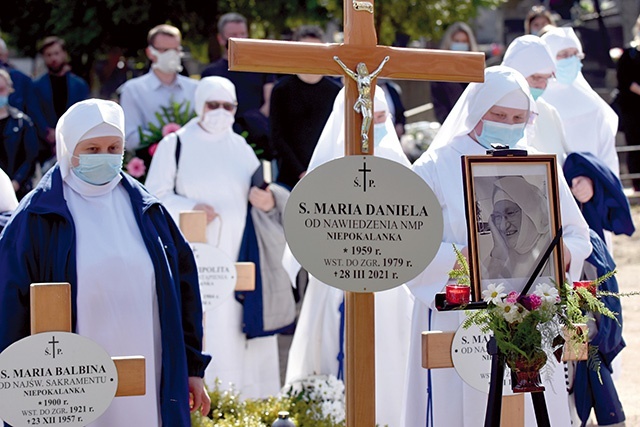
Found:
[445,284,470,305]
[573,280,596,296]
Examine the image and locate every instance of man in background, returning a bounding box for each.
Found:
[269,25,341,190]
[33,36,89,167]
[201,12,277,160]
[119,24,197,152]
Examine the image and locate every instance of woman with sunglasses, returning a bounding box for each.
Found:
[145,76,290,400]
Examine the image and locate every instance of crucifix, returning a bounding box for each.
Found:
[29,283,146,398]
[0,283,146,426]
[228,2,484,425]
[179,210,255,292]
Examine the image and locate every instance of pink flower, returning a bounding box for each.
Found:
[126,157,146,178]
[505,291,518,304]
[148,143,159,157]
[519,294,543,311]
[162,122,181,136]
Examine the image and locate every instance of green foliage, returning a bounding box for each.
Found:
[136,98,196,150]
[1,0,504,82]
[322,0,507,45]
[190,379,347,427]
[456,241,622,373]
[218,0,332,39]
[448,244,470,285]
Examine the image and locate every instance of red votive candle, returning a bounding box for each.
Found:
[445,284,471,305]
[573,281,597,296]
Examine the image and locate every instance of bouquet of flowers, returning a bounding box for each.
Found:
[124,98,196,182]
[462,270,620,392]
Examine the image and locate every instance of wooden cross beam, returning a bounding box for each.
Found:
[421,329,588,426]
[30,283,145,397]
[229,3,484,426]
[228,5,484,157]
[179,211,255,292]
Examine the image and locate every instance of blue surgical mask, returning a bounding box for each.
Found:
[529,87,545,101]
[0,95,8,108]
[450,42,470,52]
[476,120,525,149]
[373,122,388,147]
[555,55,582,85]
[72,153,122,185]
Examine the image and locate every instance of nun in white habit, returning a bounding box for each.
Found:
[0,99,211,426]
[540,27,620,178]
[145,76,281,399]
[501,35,570,163]
[0,167,18,213]
[402,66,592,427]
[0,168,18,233]
[284,87,414,427]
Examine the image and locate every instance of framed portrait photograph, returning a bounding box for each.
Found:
[462,154,564,302]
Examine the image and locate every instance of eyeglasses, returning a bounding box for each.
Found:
[150,46,183,54]
[205,101,237,111]
[490,208,521,225]
[556,51,585,60]
[528,74,553,84]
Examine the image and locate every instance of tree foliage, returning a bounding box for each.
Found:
[0,0,504,80]
[322,0,506,46]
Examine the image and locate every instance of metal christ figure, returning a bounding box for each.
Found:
[352,1,374,13]
[334,55,390,152]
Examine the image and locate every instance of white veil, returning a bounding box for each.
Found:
[426,66,535,154]
[55,99,125,180]
[541,26,618,133]
[502,35,556,78]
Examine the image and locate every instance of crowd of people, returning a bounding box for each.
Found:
[0,5,637,427]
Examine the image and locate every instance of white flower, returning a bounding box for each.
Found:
[321,400,345,423]
[482,283,507,304]
[495,301,524,323]
[533,283,560,304]
[281,374,346,417]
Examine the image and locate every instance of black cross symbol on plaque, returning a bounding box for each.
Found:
[48,336,59,359]
[359,160,372,192]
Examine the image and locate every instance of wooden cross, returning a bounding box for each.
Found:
[422,328,588,426]
[179,211,255,292]
[30,283,145,398]
[228,2,484,425]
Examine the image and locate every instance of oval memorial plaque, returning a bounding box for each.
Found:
[0,332,118,426]
[191,242,237,311]
[284,156,443,292]
[451,323,513,394]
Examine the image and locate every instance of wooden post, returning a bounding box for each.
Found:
[179,211,208,244]
[227,2,484,425]
[30,283,145,397]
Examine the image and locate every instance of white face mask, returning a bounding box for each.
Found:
[149,46,183,74]
[200,108,235,134]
